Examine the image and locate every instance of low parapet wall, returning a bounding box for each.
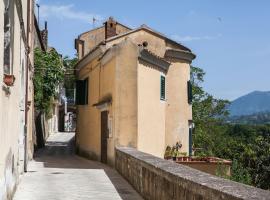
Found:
[115,147,270,200]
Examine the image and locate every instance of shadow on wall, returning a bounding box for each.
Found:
[35,112,47,149]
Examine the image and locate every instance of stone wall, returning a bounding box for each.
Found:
[115,147,270,200]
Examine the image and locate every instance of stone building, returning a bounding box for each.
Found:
[75,17,195,166]
[0,0,41,199]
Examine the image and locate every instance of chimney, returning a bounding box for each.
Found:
[104,17,117,39]
[41,21,48,50]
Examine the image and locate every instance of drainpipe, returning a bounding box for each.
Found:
[24,0,31,173]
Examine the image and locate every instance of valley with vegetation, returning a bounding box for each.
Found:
[191,66,270,190]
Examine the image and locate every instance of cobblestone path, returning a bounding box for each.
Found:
[13,132,143,200]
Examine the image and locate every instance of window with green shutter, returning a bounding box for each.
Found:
[187,80,192,104]
[160,75,166,100]
[76,78,89,105]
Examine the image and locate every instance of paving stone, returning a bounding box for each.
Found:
[13,132,143,200]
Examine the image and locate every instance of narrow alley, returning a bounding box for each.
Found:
[13,133,143,200]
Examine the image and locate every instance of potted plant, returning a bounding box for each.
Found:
[164,146,172,160]
[3,74,15,86]
[172,147,180,161]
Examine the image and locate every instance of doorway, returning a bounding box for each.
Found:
[101,111,108,163]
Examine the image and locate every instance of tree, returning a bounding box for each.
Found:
[34,48,64,116]
[190,66,230,156]
[191,66,270,189]
[62,56,78,102]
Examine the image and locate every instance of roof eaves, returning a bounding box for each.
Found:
[165,49,196,63]
[139,48,171,72]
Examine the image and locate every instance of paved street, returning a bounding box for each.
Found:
[13,132,143,200]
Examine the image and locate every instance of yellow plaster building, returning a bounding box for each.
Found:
[75,17,195,166]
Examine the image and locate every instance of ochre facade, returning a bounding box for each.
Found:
[75,18,195,166]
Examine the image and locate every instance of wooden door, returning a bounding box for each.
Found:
[101,111,108,163]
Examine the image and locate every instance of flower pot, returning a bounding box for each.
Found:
[172,157,176,161]
[3,74,15,86]
[164,156,172,160]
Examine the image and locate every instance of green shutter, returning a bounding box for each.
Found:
[160,75,165,100]
[76,80,85,105]
[76,78,89,105]
[187,81,192,104]
[189,127,193,156]
[84,78,89,104]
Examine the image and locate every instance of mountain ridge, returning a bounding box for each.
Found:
[228,91,270,116]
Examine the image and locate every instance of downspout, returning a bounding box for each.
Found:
[24,0,31,172]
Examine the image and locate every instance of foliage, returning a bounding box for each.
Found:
[34,48,64,116]
[63,56,78,101]
[191,66,230,156]
[63,56,77,88]
[230,159,252,185]
[191,66,270,190]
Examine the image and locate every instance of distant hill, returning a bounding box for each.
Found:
[227,112,270,125]
[228,91,270,116]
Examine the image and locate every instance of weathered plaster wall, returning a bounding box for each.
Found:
[0,0,23,197]
[107,29,166,57]
[0,1,35,199]
[107,31,192,156]
[76,39,139,165]
[116,147,270,200]
[165,60,192,154]
[99,57,116,166]
[27,5,35,159]
[76,59,103,161]
[80,27,105,57]
[78,23,131,59]
[76,56,116,165]
[76,28,194,163]
[114,40,138,150]
[115,24,131,35]
[108,32,192,155]
[137,61,166,158]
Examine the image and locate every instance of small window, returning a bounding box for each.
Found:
[76,78,88,105]
[187,80,192,104]
[160,75,166,100]
[3,0,14,75]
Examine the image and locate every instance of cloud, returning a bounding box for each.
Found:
[39,4,103,23]
[171,33,222,42]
